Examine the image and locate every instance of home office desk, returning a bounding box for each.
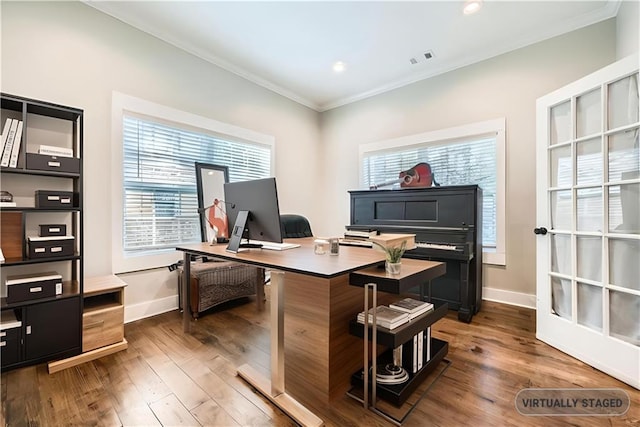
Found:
[175,238,445,426]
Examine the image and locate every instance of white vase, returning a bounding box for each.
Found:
[385,261,401,275]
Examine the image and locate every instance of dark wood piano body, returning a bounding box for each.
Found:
[349,185,482,322]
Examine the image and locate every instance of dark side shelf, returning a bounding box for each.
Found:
[1,254,81,267]
[0,166,80,178]
[0,206,81,212]
[351,337,448,407]
[349,303,448,348]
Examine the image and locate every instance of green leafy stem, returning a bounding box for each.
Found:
[371,240,407,263]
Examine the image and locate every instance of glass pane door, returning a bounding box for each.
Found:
[536,56,639,388]
[546,73,640,342]
[605,73,639,346]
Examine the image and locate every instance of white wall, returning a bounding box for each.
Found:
[319,20,617,301]
[1,1,321,320]
[616,0,640,59]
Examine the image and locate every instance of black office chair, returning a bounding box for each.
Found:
[280,214,313,238]
[260,214,313,286]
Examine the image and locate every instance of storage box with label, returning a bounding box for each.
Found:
[26,153,80,174]
[27,236,74,259]
[35,190,77,209]
[5,272,62,304]
[38,224,67,237]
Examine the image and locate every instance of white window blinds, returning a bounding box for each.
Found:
[362,136,498,247]
[122,115,271,255]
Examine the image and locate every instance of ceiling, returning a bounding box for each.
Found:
[86,1,621,111]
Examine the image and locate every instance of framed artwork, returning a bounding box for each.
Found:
[195,162,230,243]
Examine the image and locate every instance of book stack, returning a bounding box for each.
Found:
[344,228,378,239]
[338,238,373,248]
[0,118,24,168]
[340,228,377,247]
[389,297,434,319]
[357,305,410,330]
[0,190,16,207]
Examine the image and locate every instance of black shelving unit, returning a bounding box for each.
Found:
[0,93,83,371]
[350,338,448,406]
[347,258,450,424]
[348,304,449,407]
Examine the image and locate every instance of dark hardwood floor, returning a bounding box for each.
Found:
[2,288,638,426]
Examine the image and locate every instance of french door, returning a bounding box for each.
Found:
[536,54,639,389]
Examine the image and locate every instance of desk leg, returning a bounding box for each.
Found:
[256,269,266,312]
[237,271,323,427]
[182,251,191,333]
[271,270,285,395]
[364,283,378,410]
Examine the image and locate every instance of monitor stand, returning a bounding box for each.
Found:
[226,210,263,253]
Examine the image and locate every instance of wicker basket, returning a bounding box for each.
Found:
[180,260,264,318]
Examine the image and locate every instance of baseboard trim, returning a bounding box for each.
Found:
[483,287,536,309]
[125,288,536,322]
[125,295,179,323]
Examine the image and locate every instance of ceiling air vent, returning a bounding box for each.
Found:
[410,50,435,65]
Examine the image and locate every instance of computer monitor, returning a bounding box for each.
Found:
[224,177,285,252]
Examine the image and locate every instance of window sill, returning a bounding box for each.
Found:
[483,251,506,266]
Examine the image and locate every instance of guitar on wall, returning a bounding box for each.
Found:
[369,162,440,190]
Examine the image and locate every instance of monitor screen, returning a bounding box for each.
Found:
[224,177,284,245]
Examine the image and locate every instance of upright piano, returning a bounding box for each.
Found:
[348,185,482,322]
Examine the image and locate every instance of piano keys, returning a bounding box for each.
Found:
[415,242,460,251]
[349,185,483,322]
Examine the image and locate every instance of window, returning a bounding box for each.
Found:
[112,93,274,273]
[359,118,506,265]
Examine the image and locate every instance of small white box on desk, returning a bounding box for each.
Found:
[370,233,416,250]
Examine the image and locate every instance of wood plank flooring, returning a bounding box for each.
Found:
[2,289,638,426]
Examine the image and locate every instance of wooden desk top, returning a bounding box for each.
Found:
[176,237,387,278]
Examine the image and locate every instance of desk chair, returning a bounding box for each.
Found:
[259,214,313,286]
[280,214,313,238]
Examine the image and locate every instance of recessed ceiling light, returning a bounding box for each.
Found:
[463,0,482,15]
[333,61,346,73]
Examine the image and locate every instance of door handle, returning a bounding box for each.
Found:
[534,227,548,235]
